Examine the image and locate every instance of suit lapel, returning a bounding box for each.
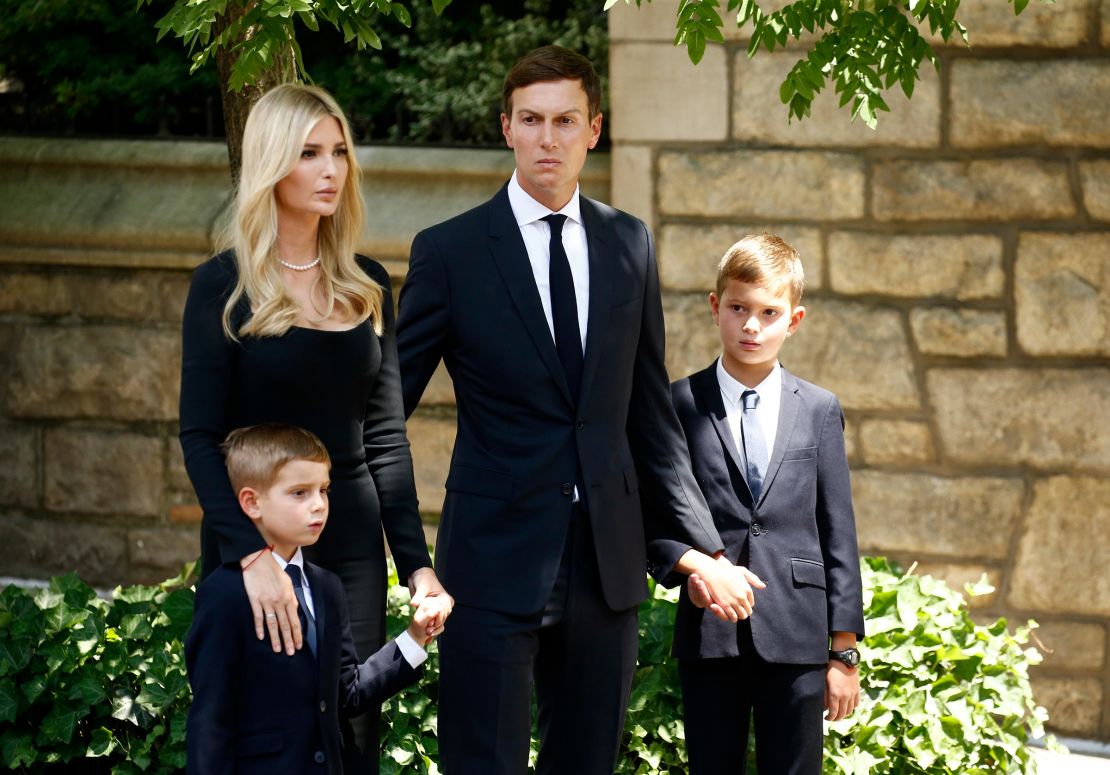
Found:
[486,184,575,409]
[694,365,748,494]
[578,197,612,403]
[756,368,801,508]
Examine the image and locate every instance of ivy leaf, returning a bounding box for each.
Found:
[0,681,18,723]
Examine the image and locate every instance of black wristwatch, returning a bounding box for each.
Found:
[829,648,861,668]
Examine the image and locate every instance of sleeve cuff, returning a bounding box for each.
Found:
[394,630,428,668]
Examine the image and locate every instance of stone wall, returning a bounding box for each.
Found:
[608,0,1110,740]
[0,137,608,586]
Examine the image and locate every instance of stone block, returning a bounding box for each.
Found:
[611,43,728,142]
[928,369,1110,470]
[0,269,191,322]
[1033,621,1106,672]
[733,51,940,148]
[407,411,455,516]
[852,471,1023,560]
[658,224,822,292]
[7,325,180,421]
[0,513,128,587]
[952,61,1110,148]
[611,145,654,230]
[659,151,865,220]
[0,425,39,509]
[829,233,1003,299]
[859,420,936,465]
[1105,0,1110,45]
[608,0,788,42]
[167,437,193,495]
[781,301,920,410]
[872,159,1074,221]
[1030,675,1102,737]
[128,527,200,581]
[843,417,858,463]
[662,292,723,382]
[1010,476,1110,617]
[909,308,1008,358]
[911,561,1000,609]
[1081,160,1110,221]
[44,429,163,517]
[1015,233,1110,357]
[932,0,1093,48]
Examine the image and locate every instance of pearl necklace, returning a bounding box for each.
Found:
[278,256,321,271]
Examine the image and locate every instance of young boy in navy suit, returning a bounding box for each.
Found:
[649,234,866,774]
[185,424,439,774]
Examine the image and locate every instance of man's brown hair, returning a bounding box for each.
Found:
[221,424,330,494]
[502,45,602,119]
[716,234,806,307]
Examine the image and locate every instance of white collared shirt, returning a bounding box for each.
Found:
[273,548,427,668]
[716,358,782,461]
[507,171,589,352]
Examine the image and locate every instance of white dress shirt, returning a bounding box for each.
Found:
[507,171,589,353]
[274,547,427,668]
[716,358,782,462]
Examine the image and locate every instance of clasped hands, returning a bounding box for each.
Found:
[679,549,766,622]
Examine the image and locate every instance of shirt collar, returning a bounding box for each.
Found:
[716,358,781,406]
[508,170,581,228]
[271,546,305,576]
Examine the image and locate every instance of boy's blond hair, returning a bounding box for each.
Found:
[715,234,805,307]
[221,424,330,494]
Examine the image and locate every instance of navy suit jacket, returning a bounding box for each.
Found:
[649,362,865,664]
[185,562,421,774]
[397,183,723,614]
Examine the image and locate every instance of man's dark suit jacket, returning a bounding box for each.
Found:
[185,562,421,774]
[650,362,865,664]
[397,183,723,615]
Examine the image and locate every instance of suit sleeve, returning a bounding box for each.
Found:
[335,581,422,715]
[179,258,267,569]
[362,260,433,582]
[396,230,452,419]
[626,222,724,564]
[185,576,243,775]
[815,397,865,638]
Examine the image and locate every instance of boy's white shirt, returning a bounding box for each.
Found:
[716,358,782,460]
[273,548,427,668]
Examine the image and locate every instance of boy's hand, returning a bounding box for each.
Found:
[825,661,860,721]
[407,601,446,646]
[240,549,302,655]
[692,555,767,622]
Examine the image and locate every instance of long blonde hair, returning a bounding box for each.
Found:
[220,83,383,340]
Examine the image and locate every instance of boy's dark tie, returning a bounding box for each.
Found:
[542,213,583,404]
[285,565,317,658]
[741,390,769,501]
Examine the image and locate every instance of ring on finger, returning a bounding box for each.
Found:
[265,612,277,620]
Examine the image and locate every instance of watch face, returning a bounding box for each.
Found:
[843,648,860,667]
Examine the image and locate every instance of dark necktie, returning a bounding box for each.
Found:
[741,389,769,501]
[542,214,583,404]
[285,564,317,658]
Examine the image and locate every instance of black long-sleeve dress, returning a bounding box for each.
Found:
[179,251,430,772]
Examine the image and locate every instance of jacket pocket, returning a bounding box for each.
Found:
[236,731,284,757]
[445,464,514,500]
[791,557,826,589]
[782,446,818,461]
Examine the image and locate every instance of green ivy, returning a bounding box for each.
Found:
[0,557,1054,772]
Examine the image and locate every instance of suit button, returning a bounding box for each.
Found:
[561,483,573,496]
[576,420,584,431]
[319,700,326,712]
[752,522,763,536]
[314,751,326,764]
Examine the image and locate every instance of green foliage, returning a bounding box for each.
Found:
[610,0,1041,128]
[1,557,1051,772]
[133,0,451,94]
[0,565,196,773]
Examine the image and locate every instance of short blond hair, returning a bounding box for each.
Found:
[221,424,330,494]
[715,234,805,307]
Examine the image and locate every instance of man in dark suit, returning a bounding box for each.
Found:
[649,234,866,774]
[185,424,435,774]
[396,46,758,775]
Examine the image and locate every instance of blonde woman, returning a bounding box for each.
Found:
[179,84,451,773]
